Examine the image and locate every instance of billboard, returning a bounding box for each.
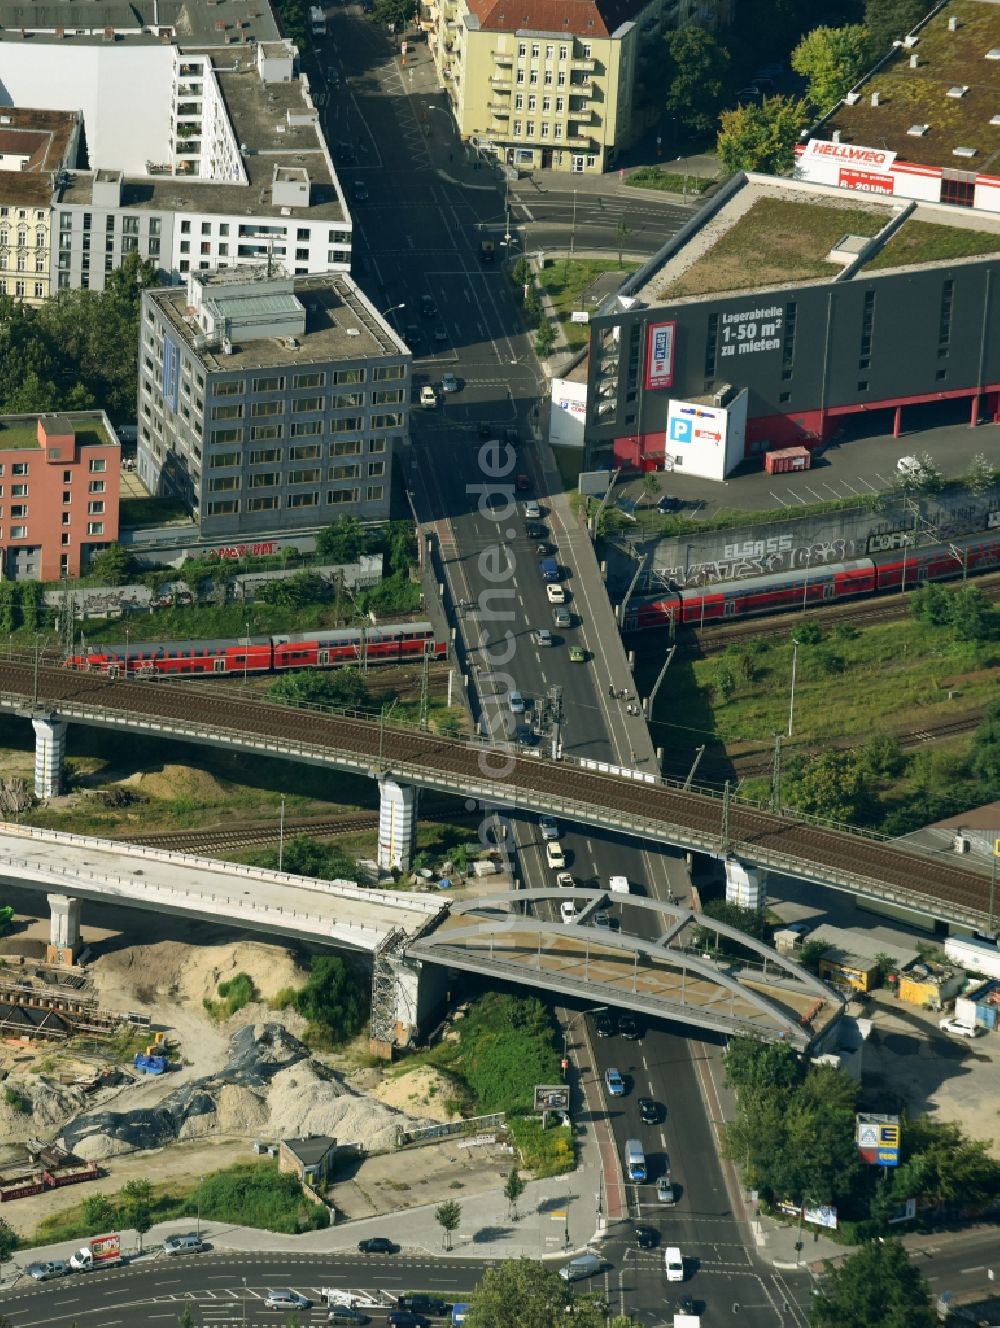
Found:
[857,1115,900,1167]
[803,138,896,171]
[549,376,587,448]
[803,1203,838,1230]
[644,320,676,390]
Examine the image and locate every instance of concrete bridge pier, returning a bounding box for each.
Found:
[377,777,417,873]
[725,856,762,912]
[32,716,67,800]
[47,892,82,965]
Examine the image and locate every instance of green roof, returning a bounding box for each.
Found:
[863,218,1000,270]
[658,197,892,300]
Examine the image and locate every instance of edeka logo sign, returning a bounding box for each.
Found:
[645,320,677,391]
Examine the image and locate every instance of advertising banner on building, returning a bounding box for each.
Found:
[644,320,676,390]
[839,167,895,196]
[549,376,587,448]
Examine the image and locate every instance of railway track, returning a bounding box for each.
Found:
[723,712,984,779]
[113,802,470,856]
[672,571,1000,656]
[0,658,993,923]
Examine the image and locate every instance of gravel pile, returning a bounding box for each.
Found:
[61,1024,423,1161]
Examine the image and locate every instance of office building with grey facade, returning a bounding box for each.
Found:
[138,266,410,536]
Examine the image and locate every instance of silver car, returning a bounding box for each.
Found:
[265,1289,311,1310]
[27,1261,71,1281]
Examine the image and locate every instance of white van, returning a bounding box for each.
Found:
[664,1246,684,1282]
[609,876,630,895]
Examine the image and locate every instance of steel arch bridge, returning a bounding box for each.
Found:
[408,890,845,1052]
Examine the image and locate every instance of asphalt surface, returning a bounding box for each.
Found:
[0,1252,490,1328]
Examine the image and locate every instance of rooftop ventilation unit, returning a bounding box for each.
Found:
[870,91,880,107]
[953,145,977,157]
[845,91,860,104]
[907,123,930,136]
[947,85,969,98]
[991,114,1000,126]
[987,48,1000,60]
[948,15,958,31]
[909,53,919,68]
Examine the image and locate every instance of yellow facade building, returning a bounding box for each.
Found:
[432,0,730,174]
[0,108,81,305]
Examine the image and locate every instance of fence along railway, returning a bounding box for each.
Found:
[0,658,994,931]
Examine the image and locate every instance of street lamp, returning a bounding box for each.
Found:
[242,1276,247,1327]
[278,796,286,871]
[196,1173,204,1238]
[381,301,405,320]
[787,638,801,739]
[244,620,251,684]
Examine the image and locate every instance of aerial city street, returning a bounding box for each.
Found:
[0,0,997,1325]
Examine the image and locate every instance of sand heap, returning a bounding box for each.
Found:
[60,1024,425,1161]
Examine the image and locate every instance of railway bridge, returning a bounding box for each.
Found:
[0,659,995,937]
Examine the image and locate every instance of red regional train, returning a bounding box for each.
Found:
[64,622,449,678]
[623,528,1000,631]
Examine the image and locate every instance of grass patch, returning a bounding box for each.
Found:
[659,197,892,299]
[119,493,193,528]
[864,219,1000,270]
[625,166,715,194]
[203,972,259,1020]
[537,259,637,351]
[32,1160,327,1244]
[507,1118,576,1178]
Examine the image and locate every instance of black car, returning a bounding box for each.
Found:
[634,1224,658,1249]
[358,1237,398,1255]
[420,294,438,318]
[593,1010,615,1038]
[638,1097,661,1125]
[619,1012,640,1040]
[337,142,356,163]
[525,522,545,540]
[398,1296,447,1317]
[329,1309,371,1325]
[676,1294,698,1316]
[388,1314,430,1328]
[535,541,555,556]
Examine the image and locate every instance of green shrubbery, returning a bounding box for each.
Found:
[203,972,259,1020]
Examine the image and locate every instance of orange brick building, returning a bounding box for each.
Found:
[0,412,119,580]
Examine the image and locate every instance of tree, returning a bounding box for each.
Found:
[534,319,555,357]
[661,25,730,139]
[864,0,936,59]
[811,1238,936,1328]
[696,899,764,960]
[949,586,991,643]
[177,1308,196,1328]
[504,1166,526,1220]
[909,582,952,627]
[268,667,372,712]
[466,1258,606,1328]
[251,835,359,884]
[890,1117,1000,1211]
[88,543,134,586]
[82,1193,118,1230]
[785,750,870,824]
[435,1199,461,1250]
[371,0,416,29]
[860,733,904,777]
[718,97,808,175]
[315,517,366,563]
[791,25,869,111]
[292,954,369,1043]
[724,1037,802,1097]
[964,451,995,497]
[0,1218,16,1275]
[972,701,1000,792]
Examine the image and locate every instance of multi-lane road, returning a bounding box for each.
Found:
[305,9,821,1325]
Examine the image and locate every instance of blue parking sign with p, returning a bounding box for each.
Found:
[669,417,692,444]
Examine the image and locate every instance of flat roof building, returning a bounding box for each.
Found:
[797,0,1000,215]
[578,173,1000,472]
[138,266,411,537]
[0,413,120,580]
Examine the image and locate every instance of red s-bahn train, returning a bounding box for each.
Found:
[623,527,1000,631]
[64,621,449,678]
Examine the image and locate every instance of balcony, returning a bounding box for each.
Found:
[493,51,513,65]
[565,133,592,147]
[569,105,595,123]
[570,57,595,72]
[488,101,510,117]
[490,75,512,91]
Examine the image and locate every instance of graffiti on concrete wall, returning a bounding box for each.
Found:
[656,534,862,588]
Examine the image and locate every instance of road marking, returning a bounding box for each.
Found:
[660,1131,667,1148]
[648,1081,655,1094]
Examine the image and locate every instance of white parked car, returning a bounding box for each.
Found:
[546,583,566,605]
[419,385,437,409]
[938,1017,981,1039]
[560,900,578,925]
[265,1290,311,1310]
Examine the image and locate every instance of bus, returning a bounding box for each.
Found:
[310,5,326,35]
[624,1138,646,1183]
